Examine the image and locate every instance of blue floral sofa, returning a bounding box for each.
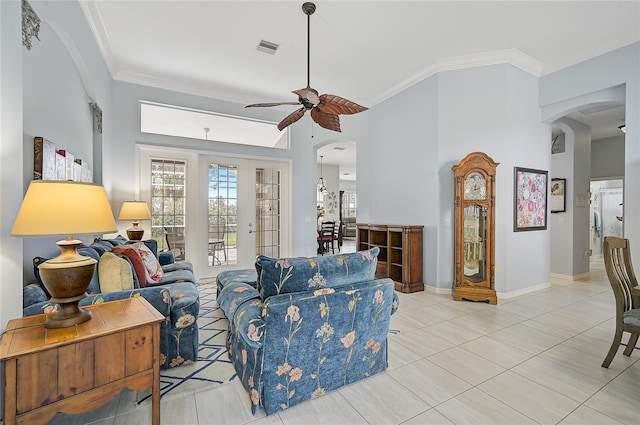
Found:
[22,238,199,370]
[217,247,399,415]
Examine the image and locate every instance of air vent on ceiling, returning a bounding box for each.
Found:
[257,40,279,55]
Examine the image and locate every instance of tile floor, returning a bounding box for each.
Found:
[43,247,639,424]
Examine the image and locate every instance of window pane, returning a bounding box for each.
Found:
[256,167,281,258]
[208,163,238,266]
[151,159,187,260]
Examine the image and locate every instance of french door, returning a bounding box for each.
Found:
[198,155,289,276]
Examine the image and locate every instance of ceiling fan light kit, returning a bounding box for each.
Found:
[246,2,368,132]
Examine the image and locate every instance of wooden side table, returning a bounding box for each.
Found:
[0,297,165,425]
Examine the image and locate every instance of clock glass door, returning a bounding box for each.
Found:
[463,204,487,283]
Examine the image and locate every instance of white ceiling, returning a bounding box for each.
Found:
[80,1,639,180]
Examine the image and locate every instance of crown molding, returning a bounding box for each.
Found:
[79,1,119,79]
[369,48,544,107]
[436,48,543,76]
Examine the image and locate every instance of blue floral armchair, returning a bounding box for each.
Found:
[217,247,399,415]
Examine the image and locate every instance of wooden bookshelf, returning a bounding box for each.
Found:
[357,224,424,293]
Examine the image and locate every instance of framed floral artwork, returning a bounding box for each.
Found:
[514,167,548,231]
[550,178,567,213]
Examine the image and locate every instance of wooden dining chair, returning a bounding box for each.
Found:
[317,221,335,255]
[601,236,640,368]
[333,219,342,249]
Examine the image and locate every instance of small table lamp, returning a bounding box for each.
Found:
[11,181,117,328]
[118,201,151,240]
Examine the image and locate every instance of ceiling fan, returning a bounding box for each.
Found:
[245,2,368,132]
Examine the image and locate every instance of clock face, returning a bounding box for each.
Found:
[464,172,487,200]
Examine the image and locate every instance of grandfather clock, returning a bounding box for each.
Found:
[452,152,499,304]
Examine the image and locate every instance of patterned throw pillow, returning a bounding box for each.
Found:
[113,242,163,286]
[98,252,134,293]
[256,247,379,299]
[133,242,164,284]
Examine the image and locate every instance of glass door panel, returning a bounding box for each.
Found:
[150,159,187,260]
[255,167,281,258]
[207,163,238,266]
[202,156,289,275]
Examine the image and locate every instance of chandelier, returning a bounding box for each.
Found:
[317,155,328,194]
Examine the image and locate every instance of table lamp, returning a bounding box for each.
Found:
[11,181,117,328]
[118,201,151,240]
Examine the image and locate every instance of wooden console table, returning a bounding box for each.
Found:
[0,297,164,425]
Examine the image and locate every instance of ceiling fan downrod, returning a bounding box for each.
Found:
[302,2,316,89]
[244,1,367,133]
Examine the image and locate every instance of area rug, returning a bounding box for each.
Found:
[139,279,237,402]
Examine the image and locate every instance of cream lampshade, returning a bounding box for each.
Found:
[118,201,151,240]
[11,181,117,328]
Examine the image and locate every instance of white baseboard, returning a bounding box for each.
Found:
[425,285,452,295]
[550,272,591,281]
[497,281,552,300]
[425,282,551,300]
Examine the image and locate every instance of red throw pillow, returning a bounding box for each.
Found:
[112,245,147,288]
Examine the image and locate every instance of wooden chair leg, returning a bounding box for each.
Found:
[602,327,624,368]
[623,332,639,356]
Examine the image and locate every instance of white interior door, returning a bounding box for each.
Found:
[199,155,289,276]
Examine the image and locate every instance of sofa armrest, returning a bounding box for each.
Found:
[158,250,175,266]
[23,283,48,309]
[23,286,172,318]
[218,282,261,319]
[81,286,172,316]
[223,284,265,415]
[232,298,265,349]
[392,291,400,315]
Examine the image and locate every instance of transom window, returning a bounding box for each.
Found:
[140,101,289,149]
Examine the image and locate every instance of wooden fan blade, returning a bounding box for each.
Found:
[316,94,368,115]
[292,88,320,105]
[246,101,301,108]
[278,107,306,131]
[311,108,341,132]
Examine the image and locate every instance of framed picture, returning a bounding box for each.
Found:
[550,178,566,213]
[514,167,548,231]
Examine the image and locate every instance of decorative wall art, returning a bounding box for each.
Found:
[514,167,548,231]
[327,191,338,215]
[34,137,92,182]
[550,178,567,213]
